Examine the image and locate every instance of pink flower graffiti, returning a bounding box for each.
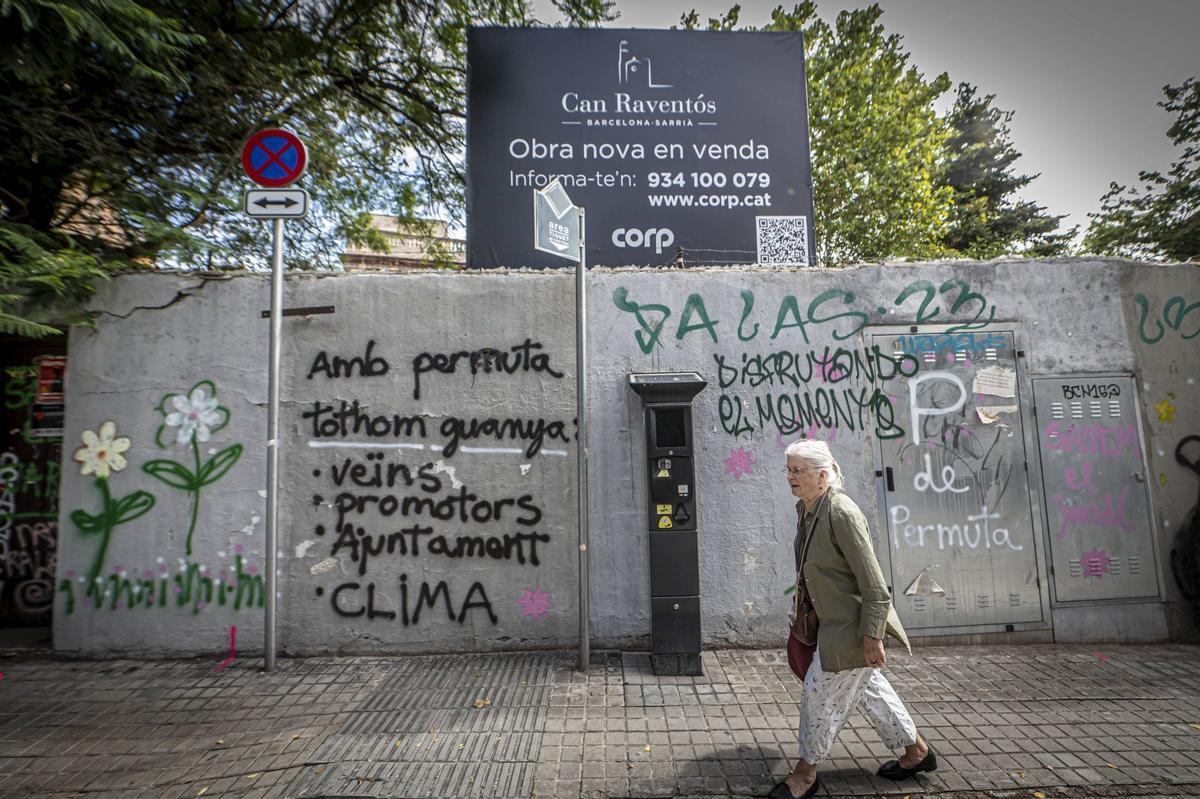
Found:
[1080,548,1113,577]
[518,589,552,619]
[724,448,755,479]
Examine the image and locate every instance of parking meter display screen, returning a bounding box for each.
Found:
[654,408,687,449]
[467,28,815,268]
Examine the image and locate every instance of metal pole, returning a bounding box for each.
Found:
[264,218,284,672]
[576,207,589,673]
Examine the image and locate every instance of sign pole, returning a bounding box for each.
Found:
[531,179,586,672]
[264,217,284,672]
[242,127,305,673]
[576,207,589,674]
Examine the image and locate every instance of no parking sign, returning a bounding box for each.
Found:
[241,129,307,187]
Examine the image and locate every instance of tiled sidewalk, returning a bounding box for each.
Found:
[0,644,1198,797]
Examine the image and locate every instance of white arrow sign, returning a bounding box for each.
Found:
[244,189,309,219]
[533,180,580,261]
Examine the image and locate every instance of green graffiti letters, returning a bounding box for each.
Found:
[58,554,264,615]
[144,380,243,556]
[3,366,37,411]
[1134,293,1200,344]
[612,287,671,354]
[677,294,719,343]
[809,289,870,341]
[613,278,999,350]
[737,290,759,341]
[893,278,995,332]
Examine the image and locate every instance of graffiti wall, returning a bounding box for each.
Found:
[54,273,577,655]
[54,260,1199,655]
[1126,267,1200,640]
[1,341,66,628]
[281,276,576,654]
[588,261,1198,646]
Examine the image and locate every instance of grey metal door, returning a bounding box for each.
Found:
[872,328,1045,631]
[1032,376,1161,603]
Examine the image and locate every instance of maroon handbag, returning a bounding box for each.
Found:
[787,633,816,680]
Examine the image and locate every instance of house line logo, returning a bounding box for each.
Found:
[617,40,673,88]
[558,38,717,124]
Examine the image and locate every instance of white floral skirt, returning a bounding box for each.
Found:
[797,649,918,764]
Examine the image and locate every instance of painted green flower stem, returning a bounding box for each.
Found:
[85,477,114,589]
[186,437,202,556]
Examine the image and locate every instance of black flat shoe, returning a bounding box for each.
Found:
[767,778,820,799]
[877,747,937,780]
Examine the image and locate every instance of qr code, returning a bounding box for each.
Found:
[756,215,809,266]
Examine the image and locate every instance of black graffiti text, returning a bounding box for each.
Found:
[307,340,390,380]
[440,415,570,458]
[329,576,497,625]
[714,345,918,390]
[332,487,543,529]
[720,386,905,440]
[329,454,442,492]
[303,399,427,439]
[411,338,564,399]
[331,522,550,575]
[1061,383,1121,400]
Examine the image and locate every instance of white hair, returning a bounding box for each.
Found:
[784,438,844,490]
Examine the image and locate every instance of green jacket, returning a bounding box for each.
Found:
[794,488,910,672]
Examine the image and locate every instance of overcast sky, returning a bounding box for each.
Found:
[529,0,1200,235]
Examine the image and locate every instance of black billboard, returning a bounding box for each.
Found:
[467,28,815,268]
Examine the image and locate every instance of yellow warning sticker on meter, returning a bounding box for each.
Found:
[656,504,672,515]
[656,469,670,477]
[657,516,673,529]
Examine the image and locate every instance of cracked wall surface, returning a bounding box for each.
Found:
[53,260,1200,657]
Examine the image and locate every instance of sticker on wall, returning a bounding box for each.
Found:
[972,366,1016,398]
[903,568,946,596]
[976,405,1018,424]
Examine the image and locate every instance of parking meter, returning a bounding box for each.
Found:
[629,371,707,676]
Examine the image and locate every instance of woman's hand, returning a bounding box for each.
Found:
[863,635,886,669]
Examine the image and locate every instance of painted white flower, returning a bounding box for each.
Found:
[73,421,131,478]
[164,385,223,445]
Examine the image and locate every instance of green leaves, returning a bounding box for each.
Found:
[143,444,241,491]
[70,508,104,534]
[72,487,156,530]
[942,83,1073,258]
[196,445,242,488]
[3,0,567,332]
[1085,78,1200,262]
[142,459,193,490]
[113,490,155,525]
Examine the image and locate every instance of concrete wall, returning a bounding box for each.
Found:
[55,272,578,656]
[53,259,1200,656]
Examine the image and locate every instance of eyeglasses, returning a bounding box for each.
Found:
[782,467,814,477]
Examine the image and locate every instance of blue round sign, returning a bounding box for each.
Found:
[242,129,307,188]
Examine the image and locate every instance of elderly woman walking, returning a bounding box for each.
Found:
[769,440,936,799]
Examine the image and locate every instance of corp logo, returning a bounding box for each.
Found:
[612,227,675,255]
